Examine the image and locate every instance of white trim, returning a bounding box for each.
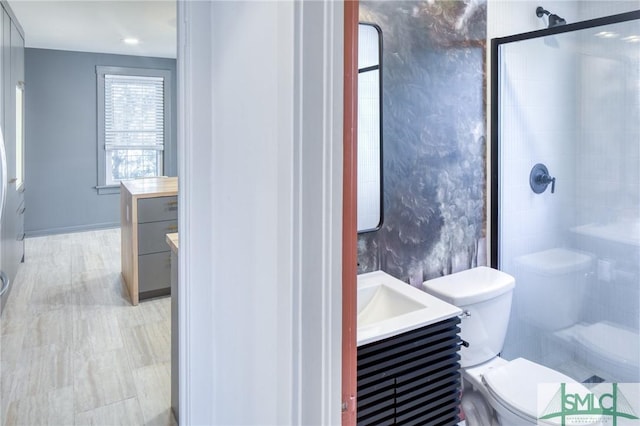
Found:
[178,0,343,423]
[177,1,215,424]
[292,1,343,423]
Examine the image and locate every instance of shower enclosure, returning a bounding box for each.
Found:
[492,11,640,383]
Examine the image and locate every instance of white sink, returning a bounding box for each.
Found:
[357,271,461,346]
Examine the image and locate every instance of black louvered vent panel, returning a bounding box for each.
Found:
[357,317,461,426]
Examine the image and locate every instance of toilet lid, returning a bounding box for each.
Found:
[482,358,578,419]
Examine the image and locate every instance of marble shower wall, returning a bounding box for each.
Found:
[358,1,487,284]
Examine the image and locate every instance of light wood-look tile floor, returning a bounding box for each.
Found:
[0,229,176,426]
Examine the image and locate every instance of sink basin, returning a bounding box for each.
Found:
[357,271,461,346]
[358,284,425,327]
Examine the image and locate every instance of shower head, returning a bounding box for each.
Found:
[536,6,566,28]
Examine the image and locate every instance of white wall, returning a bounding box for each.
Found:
[487,1,639,39]
[576,1,640,21]
[178,1,343,424]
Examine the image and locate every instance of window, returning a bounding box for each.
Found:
[96,66,171,193]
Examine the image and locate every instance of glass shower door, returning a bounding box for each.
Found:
[494,14,640,383]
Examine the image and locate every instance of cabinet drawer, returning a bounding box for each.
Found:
[138,196,178,223]
[138,251,172,294]
[137,220,178,255]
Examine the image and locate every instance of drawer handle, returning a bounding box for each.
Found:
[8,177,16,184]
[167,200,178,206]
[167,206,178,212]
[18,206,25,215]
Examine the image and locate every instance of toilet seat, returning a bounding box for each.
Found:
[481,358,581,421]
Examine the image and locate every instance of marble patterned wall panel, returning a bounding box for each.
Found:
[358,1,487,284]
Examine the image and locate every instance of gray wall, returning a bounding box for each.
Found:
[358,1,487,284]
[25,48,177,236]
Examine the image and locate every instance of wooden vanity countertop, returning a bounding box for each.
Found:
[121,176,178,199]
[166,233,179,254]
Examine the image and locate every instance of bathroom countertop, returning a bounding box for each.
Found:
[357,271,462,346]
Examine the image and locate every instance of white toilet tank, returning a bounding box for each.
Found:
[422,267,515,368]
[514,248,592,331]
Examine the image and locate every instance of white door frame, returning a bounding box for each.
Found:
[177,1,344,424]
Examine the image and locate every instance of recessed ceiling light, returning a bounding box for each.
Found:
[622,35,640,43]
[122,38,140,45]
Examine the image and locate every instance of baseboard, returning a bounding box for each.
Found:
[25,222,120,238]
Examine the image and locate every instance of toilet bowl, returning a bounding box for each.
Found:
[464,357,596,425]
[423,267,598,426]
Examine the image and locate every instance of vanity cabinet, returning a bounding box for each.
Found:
[357,316,461,425]
[121,177,178,305]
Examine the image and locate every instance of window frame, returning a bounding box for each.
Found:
[96,66,172,194]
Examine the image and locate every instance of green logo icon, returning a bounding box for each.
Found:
[539,383,639,426]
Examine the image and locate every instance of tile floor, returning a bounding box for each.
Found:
[0,229,175,425]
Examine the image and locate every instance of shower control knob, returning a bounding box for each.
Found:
[538,174,556,193]
[529,163,556,194]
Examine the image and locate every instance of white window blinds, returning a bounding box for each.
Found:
[104,74,165,185]
[104,74,165,150]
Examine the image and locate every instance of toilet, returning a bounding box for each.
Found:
[422,266,594,425]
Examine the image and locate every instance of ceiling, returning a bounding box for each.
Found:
[8,0,176,59]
